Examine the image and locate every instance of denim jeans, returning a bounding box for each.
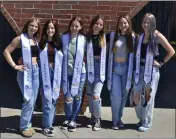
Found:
[87,59,104,118]
[17,64,39,131]
[41,66,58,128]
[64,72,86,121]
[110,61,128,126]
[133,66,160,128]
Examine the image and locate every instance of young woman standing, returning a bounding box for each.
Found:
[61,16,86,132]
[107,15,137,130]
[3,18,41,137]
[86,15,107,131]
[132,13,175,132]
[39,19,63,137]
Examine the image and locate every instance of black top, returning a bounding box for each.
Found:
[89,34,110,56]
[92,34,101,56]
[47,41,56,62]
[140,42,159,60]
[16,45,39,59]
[141,43,148,59]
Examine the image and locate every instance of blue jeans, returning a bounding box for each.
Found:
[41,66,58,128]
[133,66,160,128]
[64,72,86,121]
[17,64,39,131]
[110,61,128,126]
[87,59,104,118]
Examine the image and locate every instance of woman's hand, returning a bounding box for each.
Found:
[153,60,160,67]
[14,65,26,72]
[153,60,164,68]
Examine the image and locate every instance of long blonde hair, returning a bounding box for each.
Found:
[142,13,158,55]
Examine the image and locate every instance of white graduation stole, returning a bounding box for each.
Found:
[144,44,154,84]
[62,33,85,96]
[126,33,135,91]
[40,43,63,100]
[20,33,33,101]
[107,32,115,90]
[53,49,63,100]
[87,35,106,83]
[135,33,154,85]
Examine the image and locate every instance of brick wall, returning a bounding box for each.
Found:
[0,1,149,114]
[1,1,149,35]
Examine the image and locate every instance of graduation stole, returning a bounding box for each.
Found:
[40,43,63,100]
[62,33,85,96]
[87,34,106,83]
[135,33,154,85]
[20,33,36,101]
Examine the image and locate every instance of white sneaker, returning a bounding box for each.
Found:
[138,126,149,132]
[92,118,101,131]
[68,121,77,132]
[112,125,119,130]
[42,128,54,137]
[61,120,70,130]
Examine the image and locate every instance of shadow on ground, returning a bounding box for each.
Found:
[0,114,138,135]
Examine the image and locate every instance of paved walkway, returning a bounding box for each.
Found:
[1,107,175,138]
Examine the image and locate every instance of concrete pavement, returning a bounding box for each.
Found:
[1,107,175,138]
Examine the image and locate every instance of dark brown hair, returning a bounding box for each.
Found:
[114,15,134,52]
[39,19,61,50]
[63,16,84,35]
[87,14,105,48]
[22,18,41,40]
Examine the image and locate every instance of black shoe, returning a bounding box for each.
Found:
[61,120,70,130]
[49,126,54,133]
[137,120,142,127]
[68,121,76,132]
[87,116,95,128]
[42,128,54,137]
[92,118,101,131]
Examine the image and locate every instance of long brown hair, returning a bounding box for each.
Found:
[87,14,105,48]
[114,15,134,52]
[63,16,84,35]
[22,18,41,40]
[39,19,61,50]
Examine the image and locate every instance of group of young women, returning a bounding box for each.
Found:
[3,13,175,137]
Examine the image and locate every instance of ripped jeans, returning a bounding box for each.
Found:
[132,66,160,128]
[87,59,104,118]
[64,72,86,121]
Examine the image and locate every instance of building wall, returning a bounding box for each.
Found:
[1,1,148,35]
[0,1,150,111]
